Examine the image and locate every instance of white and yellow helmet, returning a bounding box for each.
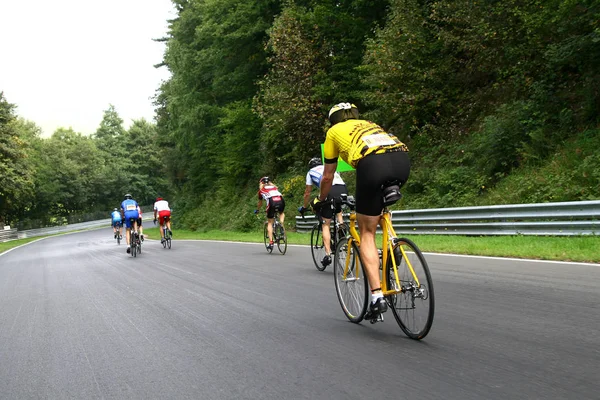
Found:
[328,102,359,125]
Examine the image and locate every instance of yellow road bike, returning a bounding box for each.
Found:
[333,183,435,340]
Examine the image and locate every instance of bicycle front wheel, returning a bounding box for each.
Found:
[310,224,327,271]
[386,238,434,340]
[334,237,368,323]
[276,223,287,255]
[264,223,273,253]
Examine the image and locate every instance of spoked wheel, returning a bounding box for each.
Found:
[117,234,121,245]
[264,223,273,253]
[162,228,168,248]
[166,236,172,249]
[333,237,368,323]
[275,223,287,255]
[311,224,327,271]
[386,238,434,340]
[131,236,137,258]
[137,235,142,255]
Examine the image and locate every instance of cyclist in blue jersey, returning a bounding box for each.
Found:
[298,157,348,267]
[111,208,123,239]
[120,193,140,254]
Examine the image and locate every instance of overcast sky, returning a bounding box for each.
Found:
[0,0,175,137]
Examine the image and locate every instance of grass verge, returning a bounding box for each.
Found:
[0,237,46,255]
[143,227,600,263]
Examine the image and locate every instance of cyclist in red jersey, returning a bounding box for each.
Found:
[255,177,286,251]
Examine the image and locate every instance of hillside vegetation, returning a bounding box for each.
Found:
[155,0,599,231]
[1,1,598,231]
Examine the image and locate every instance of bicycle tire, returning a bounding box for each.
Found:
[310,223,327,271]
[333,237,368,323]
[264,223,273,253]
[276,223,287,255]
[131,235,137,258]
[386,238,434,340]
[117,234,120,245]
[162,228,167,248]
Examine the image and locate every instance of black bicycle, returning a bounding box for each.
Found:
[162,223,172,249]
[114,221,122,245]
[301,196,352,271]
[129,218,142,257]
[263,210,287,255]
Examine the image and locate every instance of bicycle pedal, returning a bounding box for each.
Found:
[369,314,384,324]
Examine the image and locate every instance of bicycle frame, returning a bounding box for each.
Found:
[343,208,421,296]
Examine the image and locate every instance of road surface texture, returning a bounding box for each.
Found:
[1,229,598,399]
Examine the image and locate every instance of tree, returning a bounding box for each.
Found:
[0,93,34,226]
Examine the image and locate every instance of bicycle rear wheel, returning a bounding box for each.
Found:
[117,234,120,245]
[386,238,434,340]
[334,237,368,323]
[131,234,137,258]
[310,223,327,271]
[276,223,287,255]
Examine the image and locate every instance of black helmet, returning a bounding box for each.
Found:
[328,102,359,125]
[308,157,322,169]
[124,193,132,199]
[259,177,270,184]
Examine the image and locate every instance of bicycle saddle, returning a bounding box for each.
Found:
[381,181,402,206]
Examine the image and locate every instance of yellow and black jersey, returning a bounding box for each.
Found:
[323,119,408,168]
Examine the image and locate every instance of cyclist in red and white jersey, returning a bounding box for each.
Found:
[255,177,286,251]
[153,197,172,243]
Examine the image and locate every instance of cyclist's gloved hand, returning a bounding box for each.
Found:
[297,206,306,214]
[153,218,157,225]
[310,197,324,212]
[253,209,259,214]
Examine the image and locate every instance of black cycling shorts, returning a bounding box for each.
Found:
[136,217,143,227]
[356,150,410,216]
[267,198,285,219]
[321,184,348,219]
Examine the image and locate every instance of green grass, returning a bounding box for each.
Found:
[0,237,46,255]
[143,227,600,263]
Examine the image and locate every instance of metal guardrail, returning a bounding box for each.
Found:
[0,228,18,242]
[295,200,600,236]
[17,212,156,239]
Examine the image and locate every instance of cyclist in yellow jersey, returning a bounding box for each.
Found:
[312,102,410,320]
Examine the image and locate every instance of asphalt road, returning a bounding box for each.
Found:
[0,229,599,400]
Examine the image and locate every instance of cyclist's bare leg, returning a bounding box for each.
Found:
[166,219,172,232]
[279,212,285,225]
[357,213,383,299]
[322,218,332,255]
[267,217,274,242]
[336,212,344,225]
[159,221,165,239]
[126,228,131,246]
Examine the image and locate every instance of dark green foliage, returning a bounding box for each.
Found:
[0,93,34,226]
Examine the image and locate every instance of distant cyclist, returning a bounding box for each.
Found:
[298,157,348,267]
[110,208,123,239]
[136,205,144,242]
[312,103,409,320]
[153,197,172,244]
[255,177,285,251]
[120,193,140,254]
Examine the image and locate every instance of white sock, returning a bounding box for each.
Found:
[371,291,383,304]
